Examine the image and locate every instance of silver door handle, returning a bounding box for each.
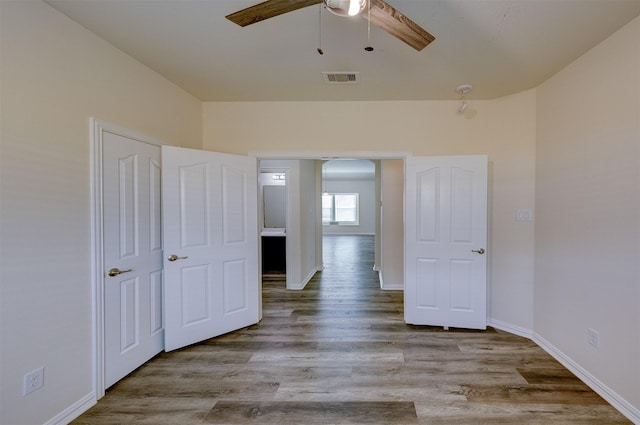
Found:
[167,254,188,262]
[108,267,133,277]
[471,248,485,255]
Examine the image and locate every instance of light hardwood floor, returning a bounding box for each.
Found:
[73,235,630,424]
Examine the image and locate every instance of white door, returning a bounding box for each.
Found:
[404,155,487,329]
[162,146,260,351]
[103,132,164,388]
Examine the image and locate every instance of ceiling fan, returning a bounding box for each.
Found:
[226,0,435,51]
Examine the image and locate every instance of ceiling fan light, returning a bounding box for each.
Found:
[324,0,366,17]
[348,0,365,16]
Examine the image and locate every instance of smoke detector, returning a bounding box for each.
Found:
[456,84,473,95]
[456,84,473,114]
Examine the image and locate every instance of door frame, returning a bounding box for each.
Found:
[89,118,166,399]
[253,151,411,291]
[258,167,291,285]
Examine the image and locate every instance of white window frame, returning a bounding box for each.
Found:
[322,193,359,226]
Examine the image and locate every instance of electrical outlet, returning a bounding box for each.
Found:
[588,328,600,348]
[516,209,533,222]
[23,367,44,396]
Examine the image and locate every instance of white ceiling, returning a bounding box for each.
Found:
[45,0,640,102]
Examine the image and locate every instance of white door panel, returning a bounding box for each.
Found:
[162,146,259,352]
[103,132,163,388]
[405,155,487,329]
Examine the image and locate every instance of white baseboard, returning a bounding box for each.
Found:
[377,271,403,291]
[489,318,639,424]
[487,318,533,339]
[287,267,321,290]
[46,392,95,425]
[532,332,640,424]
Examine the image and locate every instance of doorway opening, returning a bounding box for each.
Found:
[257,156,405,293]
[260,170,287,277]
[320,159,383,288]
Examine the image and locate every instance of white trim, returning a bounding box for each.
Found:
[44,392,95,425]
[288,267,322,290]
[89,118,166,401]
[250,151,411,160]
[532,332,640,424]
[488,318,639,424]
[487,318,533,339]
[378,268,403,290]
[322,192,360,226]
[89,118,106,400]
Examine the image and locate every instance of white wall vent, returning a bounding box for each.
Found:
[322,72,360,84]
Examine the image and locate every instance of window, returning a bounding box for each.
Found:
[322,193,359,225]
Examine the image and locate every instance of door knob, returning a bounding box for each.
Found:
[108,267,133,277]
[167,254,188,262]
[471,248,485,255]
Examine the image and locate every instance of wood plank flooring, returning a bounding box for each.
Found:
[73,235,630,424]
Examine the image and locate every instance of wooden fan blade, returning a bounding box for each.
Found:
[365,0,435,51]
[226,0,322,27]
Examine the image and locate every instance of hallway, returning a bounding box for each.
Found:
[72,235,629,424]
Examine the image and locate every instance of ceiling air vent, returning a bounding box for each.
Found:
[322,72,360,84]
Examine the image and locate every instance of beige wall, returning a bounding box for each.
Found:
[4,0,638,423]
[299,160,319,282]
[380,160,404,290]
[535,15,640,410]
[0,1,202,424]
[203,91,538,332]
